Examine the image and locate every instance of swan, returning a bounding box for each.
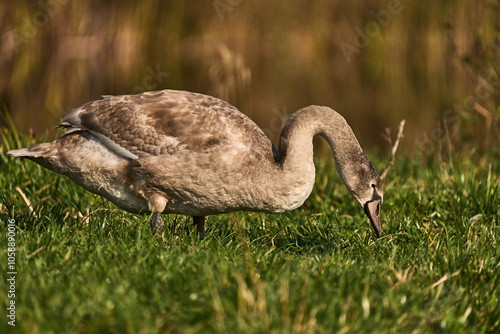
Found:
[7,90,383,239]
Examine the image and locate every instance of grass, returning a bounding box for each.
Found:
[0,128,499,333]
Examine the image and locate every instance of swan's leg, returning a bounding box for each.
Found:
[148,194,167,234]
[150,212,164,234]
[193,216,206,240]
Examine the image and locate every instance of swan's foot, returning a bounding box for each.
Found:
[150,212,164,234]
[193,216,206,240]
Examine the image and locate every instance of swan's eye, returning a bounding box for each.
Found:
[371,183,376,189]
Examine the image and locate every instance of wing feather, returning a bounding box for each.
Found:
[60,90,275,161]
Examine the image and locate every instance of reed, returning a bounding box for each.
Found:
[1,1,498,153]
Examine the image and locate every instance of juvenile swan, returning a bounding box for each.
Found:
[8,90,383,238]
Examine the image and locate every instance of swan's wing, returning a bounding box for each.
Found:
[60,90,273,160]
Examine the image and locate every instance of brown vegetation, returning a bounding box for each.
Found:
[1,0,499,154]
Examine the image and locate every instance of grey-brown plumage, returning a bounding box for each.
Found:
[8,90,383,238]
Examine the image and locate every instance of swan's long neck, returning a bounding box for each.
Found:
[270,106,368,211]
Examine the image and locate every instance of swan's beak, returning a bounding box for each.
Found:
[364,200,382,238]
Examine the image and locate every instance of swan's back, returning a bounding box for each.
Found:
[62,90,275,161]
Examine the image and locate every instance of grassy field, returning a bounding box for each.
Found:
[1,126,499,333]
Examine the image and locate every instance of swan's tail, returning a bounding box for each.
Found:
[7,143,56,159]
[7,140,63,173]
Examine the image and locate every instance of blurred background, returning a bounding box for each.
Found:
[1,0,499,157]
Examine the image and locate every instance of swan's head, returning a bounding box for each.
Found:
[337,159,383,238]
